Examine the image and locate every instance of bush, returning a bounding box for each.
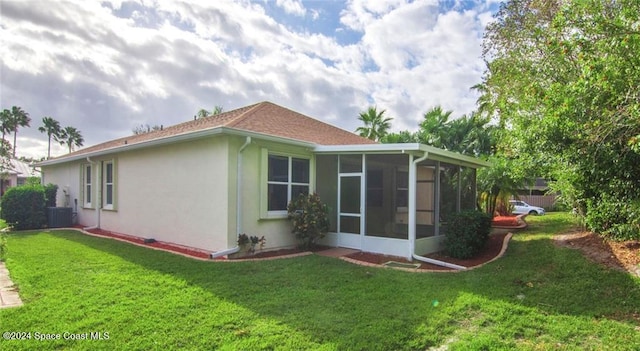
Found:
[0,185,47,230]
[585,196,640,241]
[287,193,330,250]
[444,210,492,259]
[44,183,58,207]
[0,233,6,261]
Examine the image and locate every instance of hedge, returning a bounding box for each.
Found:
[1,185,47,230]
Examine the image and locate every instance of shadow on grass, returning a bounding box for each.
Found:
[9,221,640,349]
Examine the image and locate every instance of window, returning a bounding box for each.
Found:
[103,161,115,209]
[396,170,408,209]
[83,164,92,207]
[267,154,309,212]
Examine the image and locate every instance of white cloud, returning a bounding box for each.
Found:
[276,0,306,17]
[0,0,495,160]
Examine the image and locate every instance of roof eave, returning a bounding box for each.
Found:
[419,144,491,168]
[314,143,490,168]
[314,143,422,154]
[37,126,318,167]
[37,127,228,167]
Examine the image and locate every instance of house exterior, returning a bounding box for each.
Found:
[1,159,40,195]
[513,178,558,210]
[38,101,489,259]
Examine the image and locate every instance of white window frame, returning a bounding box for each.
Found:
[83,164,93,208]
[261,149,312,219]
[103,160,116,210]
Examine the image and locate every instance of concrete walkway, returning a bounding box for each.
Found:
[0,261,22,308]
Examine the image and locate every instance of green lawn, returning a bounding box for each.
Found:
[1,213,639,350]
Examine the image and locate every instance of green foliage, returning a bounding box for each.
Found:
[355,106,392,142]
[44,183,58,207]
[2,214,640,349]
[0,233,6,261]
[481,0,640,238]
[237,233,266,254]
[418,107,498,157]
[24,177,41,187]
[237,233,249,246]
[287,193,329,250]
[585,195,640,241]
[380,130,418,143]
[477,155,533,215]
[0,185,46,230]
[444,210,492,259]
[60,126,84,153]
[38,116,63,158]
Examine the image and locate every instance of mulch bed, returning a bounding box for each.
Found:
[77,227,510,270]
[554,230,640,274]
[229,245,332,260]
[492,215,520,227]
[83,228,211,259]
[345,233,509,271]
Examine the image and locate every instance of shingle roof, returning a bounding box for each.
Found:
[52,101,375,161]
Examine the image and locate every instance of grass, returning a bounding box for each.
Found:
[0,213,639,350]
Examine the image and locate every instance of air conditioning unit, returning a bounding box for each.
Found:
[47,207,73,228]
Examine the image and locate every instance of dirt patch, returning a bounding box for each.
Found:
[229,245,332,260]
[346,233,509,271]
[554,230,640,276]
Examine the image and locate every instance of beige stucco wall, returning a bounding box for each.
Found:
[100,137,231,251]
[41,134,316,254]
[42,137,233,252]
[235,138,315,250]
[41,161,95,226]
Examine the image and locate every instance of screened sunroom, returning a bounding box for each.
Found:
[314,144,489,260]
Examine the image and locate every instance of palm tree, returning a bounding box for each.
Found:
[196,105,224,119]
[418,106,452,148]
[355,106,392,142]
[212,105,224,115]
[38,116,63,159]
[196,109,209,118]
[380,130,418,143]
[60,126,84,153]
[0,109,11,142]
[9,106,31,157]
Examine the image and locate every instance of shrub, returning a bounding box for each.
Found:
[0,233,6,261]
[586,196,640,241]
[287,193,330,250]
[237,233,266,254]
[0,185,47,230]
[444,210,492,259]
[44,183,58,207]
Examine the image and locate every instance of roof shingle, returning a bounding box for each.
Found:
[52,101,375,161]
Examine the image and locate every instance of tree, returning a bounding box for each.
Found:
[60,126,84,153]
[380,130,418,143]
[418,107,497,157]
[355,106,392,142]
[196,105,224,119]
[0,109,11,143]
[418,106,452,148]
[38,117,63,159]
[132,124,162,135]
[8,106,31,157]
[481,0,640,238]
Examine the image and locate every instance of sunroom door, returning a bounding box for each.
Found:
[338,174,362,248]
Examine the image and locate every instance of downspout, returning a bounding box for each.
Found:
[409,152,466,270]
[83,157,100,231]
[210,136,252,259]
[408,151,428,260]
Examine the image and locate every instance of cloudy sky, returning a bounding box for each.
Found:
[0,0,500,159]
